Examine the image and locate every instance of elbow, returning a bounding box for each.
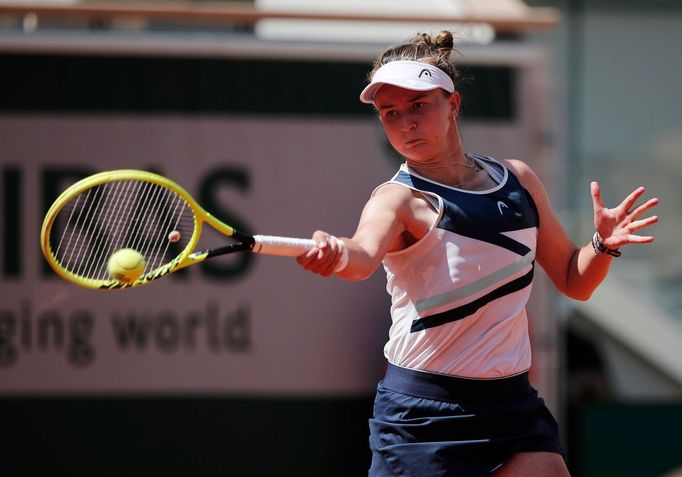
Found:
[564,287,593,301]
[571,292,593,302]
[555,278,593,301]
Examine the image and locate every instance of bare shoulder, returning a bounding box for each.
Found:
[371,179,435,220]
[501,158,546,197]
[501,158,539,183]
[372,181,413,198]
[370,182,418,209]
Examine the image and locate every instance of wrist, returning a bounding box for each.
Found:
[591,231,621,257]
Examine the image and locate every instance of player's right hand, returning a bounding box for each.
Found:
[296,230,345,277]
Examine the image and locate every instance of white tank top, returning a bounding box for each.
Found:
[379,155,539,379]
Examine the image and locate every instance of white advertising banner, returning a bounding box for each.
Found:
[0,115,396,395]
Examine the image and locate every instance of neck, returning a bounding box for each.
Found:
[405,141,476,187]
[405,124,470,180]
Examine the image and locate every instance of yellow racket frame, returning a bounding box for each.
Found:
[40,169,240,289]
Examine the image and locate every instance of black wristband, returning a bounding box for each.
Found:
[592,231,621,257]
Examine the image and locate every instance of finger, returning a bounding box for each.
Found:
[628,197,659,219]
[303,247,321,262]
[619,186,646,214]
[329,236,341,256]
[316,239,330,259]
[317,235,343,263]
[297,257,320,272]
[314,240,336,267]
[297,248,319,266]
[590,181,604,212]
[627,215,659,233]
[317,248,342,276]
[625,234,655,244]
[299,248,315,261]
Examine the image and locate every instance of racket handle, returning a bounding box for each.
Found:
[252,235,316,256]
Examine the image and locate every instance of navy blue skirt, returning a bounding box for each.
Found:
[368,364,564,476]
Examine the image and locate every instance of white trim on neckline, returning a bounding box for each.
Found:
[401,155,508,195]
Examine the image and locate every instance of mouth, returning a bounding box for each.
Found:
[404,138,424,148]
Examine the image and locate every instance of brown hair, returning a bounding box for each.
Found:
[369,31,462,88]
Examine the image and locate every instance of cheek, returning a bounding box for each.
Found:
[381,122,401,142]
[385,133,404,153]
[432,114,452,138]
[382,127,410,156]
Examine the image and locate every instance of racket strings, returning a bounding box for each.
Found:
[127,181,165,270]
[83,178,131,278]
[87,179,139,279]
[64,185,106,275]
[76,182,115,278]
[136,182,179,271]
[151,189,188,271]
[49,180,196,281]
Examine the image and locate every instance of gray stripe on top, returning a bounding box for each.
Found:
[415,249,536,313]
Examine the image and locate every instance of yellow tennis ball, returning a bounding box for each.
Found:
[107,248,145,283]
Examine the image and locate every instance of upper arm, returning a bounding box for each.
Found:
[504,159,578,294]
[340,184,420,280]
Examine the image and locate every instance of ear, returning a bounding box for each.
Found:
[449,91,461,119]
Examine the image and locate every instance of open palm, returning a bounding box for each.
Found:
[591,181,659,250]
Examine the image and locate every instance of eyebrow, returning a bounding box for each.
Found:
[376,93,430,111]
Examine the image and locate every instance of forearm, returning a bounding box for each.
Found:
[565,241,614,300]
[335,237,384,282]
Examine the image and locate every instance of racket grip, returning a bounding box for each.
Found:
[252,235,316,256]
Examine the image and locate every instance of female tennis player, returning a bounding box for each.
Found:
[296,31,659,477]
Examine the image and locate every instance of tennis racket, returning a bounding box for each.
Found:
[40,169,315,289]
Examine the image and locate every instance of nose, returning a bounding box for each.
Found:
[400,117,416,132]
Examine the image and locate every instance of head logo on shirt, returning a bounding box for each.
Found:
[497,201,509,215]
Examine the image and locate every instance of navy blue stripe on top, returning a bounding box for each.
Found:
[410,267,534,332]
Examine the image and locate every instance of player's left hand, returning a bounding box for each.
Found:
[591,181,659,250]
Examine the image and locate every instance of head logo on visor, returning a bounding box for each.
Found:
[360,61,455,104]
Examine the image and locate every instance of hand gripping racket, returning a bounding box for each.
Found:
[40,169,315,289]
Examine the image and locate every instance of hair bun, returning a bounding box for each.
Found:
[434,31,454,53]
[411,31,454,59]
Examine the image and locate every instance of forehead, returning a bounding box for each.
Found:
[374,85,441,107]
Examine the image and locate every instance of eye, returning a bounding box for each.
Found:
[412,102,426,111]
[384,110,399,119]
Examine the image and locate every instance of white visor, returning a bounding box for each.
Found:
[359,60,455,104]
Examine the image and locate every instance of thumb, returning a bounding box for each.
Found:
[590,181,604,212]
